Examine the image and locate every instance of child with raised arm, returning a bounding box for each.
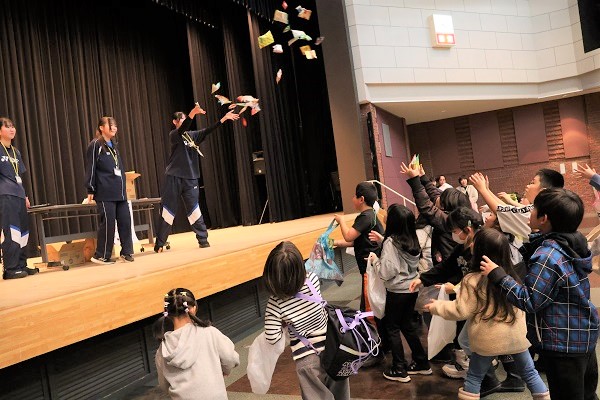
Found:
[481,189,598,400]
[155,288,239,400]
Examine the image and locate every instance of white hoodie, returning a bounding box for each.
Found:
[155,323,240,400]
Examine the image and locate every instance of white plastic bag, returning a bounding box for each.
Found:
[427,284,457,360]
[247,330,287,394]
[366,253,387,319]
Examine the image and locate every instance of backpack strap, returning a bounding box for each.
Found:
[294,278,328,306]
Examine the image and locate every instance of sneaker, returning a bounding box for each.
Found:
[199,241,210,248]
[383,366,411,383]
[442,362,467,379]
[23,266,39,275]
[91,257,115,265]
[454,349,470,369]
[154,244,163,253]
[3,269,28,279]
[120,254,134,262]
[480,371,502,397]
[407,362,432,375]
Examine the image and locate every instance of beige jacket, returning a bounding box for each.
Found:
[429,272,530,356]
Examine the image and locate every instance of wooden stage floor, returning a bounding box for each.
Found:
[0,213,352,370]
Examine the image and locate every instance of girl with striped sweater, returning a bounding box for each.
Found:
[263,241,350,400]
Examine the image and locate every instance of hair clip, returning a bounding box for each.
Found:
[183,301,188,307]
[185,307,189,313]
[180,291,188,296]
[467,220,472,227]
[163,311,169,317]
[164,301,169,307]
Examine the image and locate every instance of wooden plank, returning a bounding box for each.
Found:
[0,213,355,369]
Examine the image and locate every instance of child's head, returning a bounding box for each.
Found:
[439,188,470,212]
[530,188,584,233]
[263,241,306,299]
[353,182,378,210]
[384,204,420,256]
[469,228,520,324]
[158,288,210,337]
[448,206,483,246]
[524,168,564,203]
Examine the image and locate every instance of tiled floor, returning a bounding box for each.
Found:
[126,267,600,400]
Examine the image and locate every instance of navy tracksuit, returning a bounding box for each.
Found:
[84,138,133,259]
[0,145,29,272]
[155,118,221,247]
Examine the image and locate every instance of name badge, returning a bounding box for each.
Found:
[114,168,122,177]
[15,176,22,184]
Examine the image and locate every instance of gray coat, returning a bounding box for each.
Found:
[375,238,420,293]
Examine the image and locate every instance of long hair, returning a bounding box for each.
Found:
[468,228,520,324]
[157,288,210,341]
[384,204,420,256]
[262,241,305,299]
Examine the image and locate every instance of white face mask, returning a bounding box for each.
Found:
[452,232,467,244]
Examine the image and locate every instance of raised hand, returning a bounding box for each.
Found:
[573,163,596,180]
[400,162,420,178]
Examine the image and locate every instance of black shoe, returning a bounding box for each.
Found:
[23,266,39,275]
[199,241,210,248]
[383,366,411,383]
[120,254,134,262]
[91,257,115,265]
[480,371,502,397]
[3,269,28,279]
[407,361,433,375]
[498,374,525,392]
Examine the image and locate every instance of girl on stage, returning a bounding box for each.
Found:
[84,116,134,264]
[0,117,37,279]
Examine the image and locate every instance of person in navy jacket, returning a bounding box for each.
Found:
[154,104,238,252]
[84,116,134,264]
[0,117,38,279]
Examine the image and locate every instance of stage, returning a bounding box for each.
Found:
[0,213,354,370]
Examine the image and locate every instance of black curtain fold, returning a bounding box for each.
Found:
[247,12,307,222]
[187,23,240,228]
[221,4,262,226]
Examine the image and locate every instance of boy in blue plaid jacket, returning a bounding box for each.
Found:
[481,188,599,400]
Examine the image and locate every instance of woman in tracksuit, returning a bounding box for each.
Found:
[154,104,238,252]
[0,117,38,279]
[84,116,134,264]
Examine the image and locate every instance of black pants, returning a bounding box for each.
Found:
[543,350,598,400]
[155,175,207,246]
[385,291,428,368]
[95,200,133,259]
[0,195,28,271]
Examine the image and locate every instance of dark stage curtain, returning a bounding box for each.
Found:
[0,0,193,251]
[221,4,262,226]
[247,12,307,222]
[186,23,241,228]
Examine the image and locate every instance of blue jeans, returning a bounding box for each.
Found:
[464,350,547,394]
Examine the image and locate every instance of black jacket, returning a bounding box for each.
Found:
[84,139,127,202]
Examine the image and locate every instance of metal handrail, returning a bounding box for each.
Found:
[367,180,416,207]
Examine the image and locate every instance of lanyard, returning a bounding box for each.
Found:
[2,144,19,176]
[106,145,119,168]
[182,132,204,156]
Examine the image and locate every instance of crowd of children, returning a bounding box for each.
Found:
[151,168,599,400]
